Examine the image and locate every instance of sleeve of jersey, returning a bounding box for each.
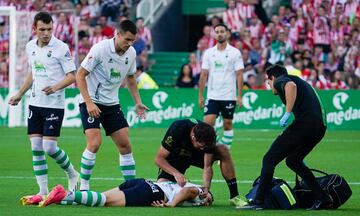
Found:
[234,50,245,71]
[274,76,292,95]
[59,45,76,74]
[161,124,179,152]
[80,45,100,73]
[201,50,210,70]
[127,53,136,76]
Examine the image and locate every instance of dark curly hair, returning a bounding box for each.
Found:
[193,122,216,151]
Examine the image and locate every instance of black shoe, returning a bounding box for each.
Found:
[307,197,333,210]
[237,203,264,210]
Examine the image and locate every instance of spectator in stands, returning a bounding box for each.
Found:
[135,66,158,89]
[98,15,114,37]
[176,64,196,88]
[136,17,152,50]
[53,12,73,46]
[0,61,8,87]
[223,0,243,39]
[53,0,74,10]
[330,70,348,89]
[188,53,201,85]
[101,0,123,22]
[89,24,107,45]
[133,33,146,56]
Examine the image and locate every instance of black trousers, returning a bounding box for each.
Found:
[255,121,327,203]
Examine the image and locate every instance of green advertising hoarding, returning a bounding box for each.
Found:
[0,88,359,130]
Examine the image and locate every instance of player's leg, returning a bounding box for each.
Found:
[79,103,102,191]
[27,106,48,195]
[218,100,236,148]
[103,106,136,181]
[203,99,220,141]
[42,108,79,192]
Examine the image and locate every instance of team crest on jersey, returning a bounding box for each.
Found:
[108,58,113,63]
[87,117,95,123]
[165,136,173,146]
[32,51,36,56]
[47,50,52,57]
[125,57,128,65]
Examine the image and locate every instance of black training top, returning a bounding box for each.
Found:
[274,75,326,125]
[161,119,215,156]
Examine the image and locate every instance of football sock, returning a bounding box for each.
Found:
[226,178,239,199]
[62,191,106,207]
[219,130,234,148]
[80,148,96,190]
[119,153,136,180]
[31,137,48,195]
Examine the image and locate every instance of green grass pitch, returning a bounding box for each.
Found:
[0,127,359,216]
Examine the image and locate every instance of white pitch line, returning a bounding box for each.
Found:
[1,176,360,185]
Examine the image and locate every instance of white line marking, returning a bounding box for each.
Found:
[1,176,359,185]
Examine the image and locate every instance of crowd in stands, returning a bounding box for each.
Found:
[185,0,360,90]
[0,0,359,90]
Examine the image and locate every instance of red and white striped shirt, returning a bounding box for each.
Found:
[89,35,108,46]
[330,30,344,44]
[138,27,152,45]
[331,80,348,89]
[344,1,358,18]
[237,2,254,20]
[313,16,330,45]
[53,22,73,45]
[223,8,243,32]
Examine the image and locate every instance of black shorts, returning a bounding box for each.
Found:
[118,178,165,206]
[79,103,129,136]
[27,105,64,137]
[157,150,205,182]
[204,99,236,119]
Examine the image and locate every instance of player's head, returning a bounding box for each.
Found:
[214,23,228,44]
[191,122,216,151]
[115,19,137,53]
[265,64,288,95]
[33,12,53,45]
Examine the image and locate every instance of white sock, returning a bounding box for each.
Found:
[30,137,48,195]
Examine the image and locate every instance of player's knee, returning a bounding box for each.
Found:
[43,140,57,155]
[215,144,231,160]
[285,157,301,170]
[262,154,276,169]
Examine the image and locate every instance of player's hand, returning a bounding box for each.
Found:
[173,172,187,187]
[42,85,58,95]
[198,96,204,109]
[86,101,101,118]
[280,112,291,127]
[135,103,149,119]
[151,200,173,207]
[8,94,22,106]
[237,95,242,109]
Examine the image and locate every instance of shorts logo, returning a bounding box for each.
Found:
[46,114,59,121]
[87,117,95,123]
[225,103,234,109]
[28,110,33,119]
[204,107,208,113]
[165,136,173,146]
[49,125,54,130]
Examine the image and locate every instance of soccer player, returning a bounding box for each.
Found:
[242,64,333,210]
[8,12,79,197]
[198,23,244,149]
[76,19,148,191]
[155,119,247,207]
[37,179,213,207]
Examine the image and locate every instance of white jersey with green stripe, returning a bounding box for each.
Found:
[26,36,76,109]
[79,38,136,106]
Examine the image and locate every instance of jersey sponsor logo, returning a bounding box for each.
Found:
[214,60,224,69]
[328,92,360,125]
[46,114,59,121]
[110,68,121,78]
[34,61,46,72]
[164,136,173,146]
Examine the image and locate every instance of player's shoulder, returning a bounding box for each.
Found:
[127,46,137,57]
[226,44,241,54]
[26,38,37,49]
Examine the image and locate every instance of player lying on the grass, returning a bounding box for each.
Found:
[22,178,213,207]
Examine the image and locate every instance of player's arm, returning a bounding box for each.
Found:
[284,81,297,113]
[202,153,214,194]
[42,71,76,95]
[169,186,200,207]
[236,69,244,108]
[76,66,101,118]
[8,71,33,105]
[198,69,209,108]
[154,146,186,186]
[126,74,148,119]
